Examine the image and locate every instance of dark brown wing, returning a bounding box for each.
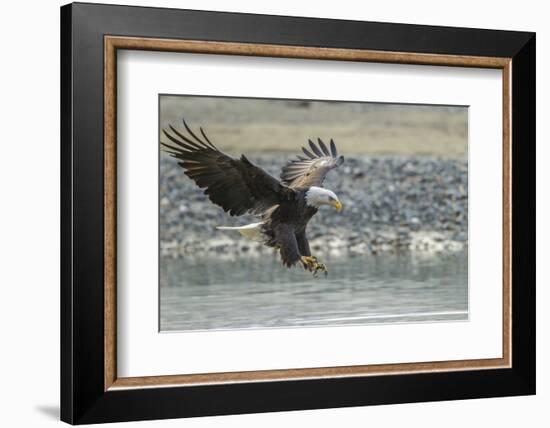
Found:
[280,138,344,188]
[161,119,293,216]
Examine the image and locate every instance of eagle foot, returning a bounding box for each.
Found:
[300,256,328,276]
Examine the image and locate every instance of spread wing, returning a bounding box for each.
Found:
[280,138,344,188]
[161,119,293,216]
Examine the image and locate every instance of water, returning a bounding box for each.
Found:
[160,251,468,332]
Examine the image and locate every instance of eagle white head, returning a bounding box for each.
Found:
[305,186,343,212]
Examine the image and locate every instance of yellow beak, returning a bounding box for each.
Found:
[332,200,343,212]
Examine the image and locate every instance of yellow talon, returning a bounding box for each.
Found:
[300,256,316,271]
[300,256,328,276]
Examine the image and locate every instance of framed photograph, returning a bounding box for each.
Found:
[60,2,535,424]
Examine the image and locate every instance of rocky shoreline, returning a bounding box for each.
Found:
[160,154,468,259]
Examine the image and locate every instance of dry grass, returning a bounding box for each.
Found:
[160,95,467,157]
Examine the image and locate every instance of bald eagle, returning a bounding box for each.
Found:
[161,119,344,275]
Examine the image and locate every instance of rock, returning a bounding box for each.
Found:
[409,217,421,231]
[349,242,369,254]
[160,154,468,257]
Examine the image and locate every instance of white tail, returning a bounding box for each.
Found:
[216,222,264,241]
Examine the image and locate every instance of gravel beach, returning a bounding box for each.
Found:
[160,153,468,259]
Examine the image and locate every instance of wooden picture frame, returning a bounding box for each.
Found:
[61,2,535,424]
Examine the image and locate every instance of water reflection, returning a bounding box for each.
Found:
[160,251,468,331]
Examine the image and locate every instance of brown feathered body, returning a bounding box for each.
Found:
[259,190,318,267]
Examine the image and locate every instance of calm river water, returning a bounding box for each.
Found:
[160,251,468,332]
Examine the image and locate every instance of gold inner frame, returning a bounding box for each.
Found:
[104,35,512,391]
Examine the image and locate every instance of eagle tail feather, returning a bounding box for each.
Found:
[216,222,265,241]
